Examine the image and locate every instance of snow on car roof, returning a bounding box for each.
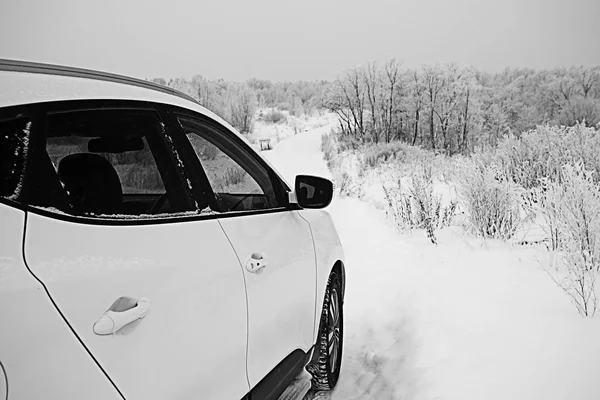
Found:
[0,68,202,110]
[0,58,197,105]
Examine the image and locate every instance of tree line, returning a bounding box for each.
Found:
[151,62,600,153]
[150,76,330,134]
[326,61,600,155]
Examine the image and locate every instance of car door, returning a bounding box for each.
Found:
[19,101,250,400]
[170,110,317,389]
[0,114,119,400]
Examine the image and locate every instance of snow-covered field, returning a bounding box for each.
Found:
[262,123,600,400]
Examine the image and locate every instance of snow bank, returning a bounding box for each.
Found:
[328,199,600,400]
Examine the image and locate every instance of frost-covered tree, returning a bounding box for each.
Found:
[541,162,600,317]
[228,85,257,135]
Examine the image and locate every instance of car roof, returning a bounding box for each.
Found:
[0,58,199,103]
[0,58,222,120]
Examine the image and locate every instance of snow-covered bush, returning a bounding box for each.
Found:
[321,131,366,198]
[336,133,362,152]
[338,171,364,198]
[262,109,287,124]
[535,180,561,251]
[383,170,456,244]
[496,124,600,189]
[540,162,600,317]
[433,153,457,184]
[226,85,257,134]
[455,157,524,239]
[357,141,458,187]
[362,141,410,168]
[321,132,336,170]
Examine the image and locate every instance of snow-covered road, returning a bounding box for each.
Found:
[262,127,600,400]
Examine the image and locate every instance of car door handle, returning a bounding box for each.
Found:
[93,296,151,335]
[245,252,268,273]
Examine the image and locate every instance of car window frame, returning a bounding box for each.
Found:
[0,100,224,225]
[158,107,221,213]
[163,104,291,215]
[0,99,294,225]
[44,101,200,215]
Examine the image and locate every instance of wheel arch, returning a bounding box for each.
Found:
[307,259,345,384]
[311,252,345,348]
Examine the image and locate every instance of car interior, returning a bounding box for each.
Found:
[44,108,193,217]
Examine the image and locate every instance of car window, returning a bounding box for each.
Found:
[0,117,30,199]
[41,108,195,217]
[177,115,286,212]
[186,133,262,195]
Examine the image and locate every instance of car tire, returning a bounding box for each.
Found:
[307,270,344,391]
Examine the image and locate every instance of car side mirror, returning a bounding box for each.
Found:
[293,175,333,209]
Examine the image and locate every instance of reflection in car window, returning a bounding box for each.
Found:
[177,115,284,212]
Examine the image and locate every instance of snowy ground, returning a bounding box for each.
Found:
[262,125,600,400]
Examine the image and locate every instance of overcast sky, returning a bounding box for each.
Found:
[1,0,599,81]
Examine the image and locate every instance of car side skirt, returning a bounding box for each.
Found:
[242,347,314,400]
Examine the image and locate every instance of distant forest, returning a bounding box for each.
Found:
[152,62,600,155]
[151,76,329,134]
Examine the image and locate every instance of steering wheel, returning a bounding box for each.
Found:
[150,193,169,214]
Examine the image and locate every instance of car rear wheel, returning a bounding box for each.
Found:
[307,270,343,391]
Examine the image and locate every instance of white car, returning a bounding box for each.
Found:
[0,59,345,400]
